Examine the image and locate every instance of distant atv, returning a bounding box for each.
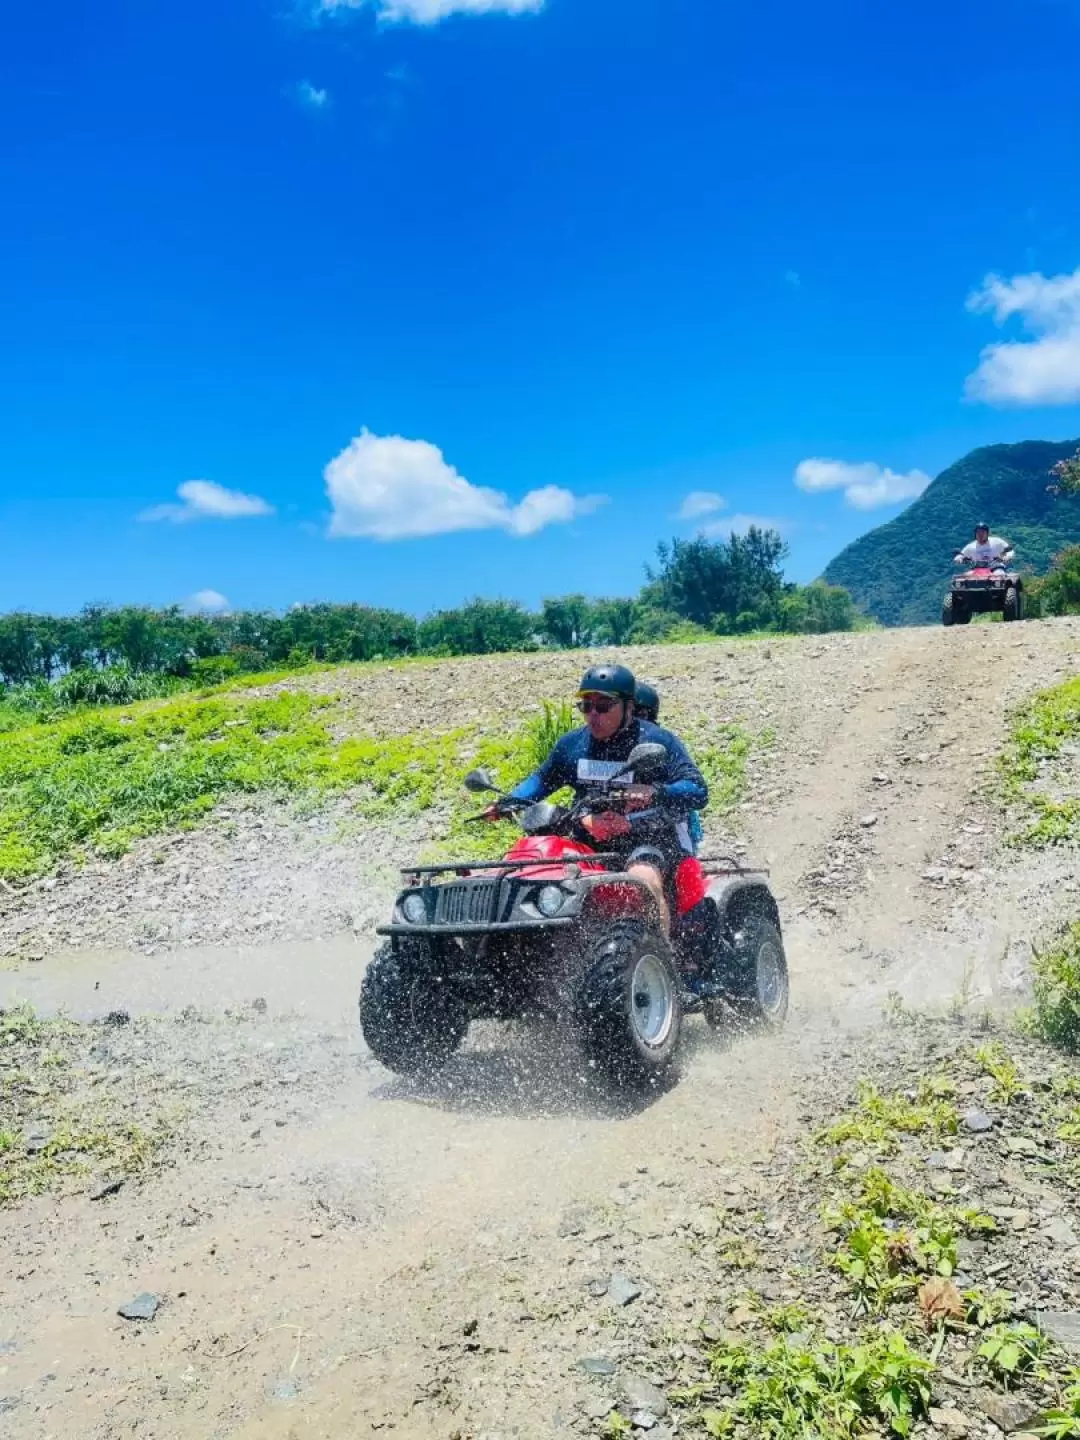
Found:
[360,743,788,1092]
[943,557,1023,626]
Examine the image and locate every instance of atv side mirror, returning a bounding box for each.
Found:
[463,768,500,795]
[618,742,667,781]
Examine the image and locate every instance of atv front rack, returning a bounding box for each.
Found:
[400,854,625,881]
[398,853,769,882]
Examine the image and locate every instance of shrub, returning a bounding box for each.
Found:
[53,664,171,709]
[1025,923,1080,1053]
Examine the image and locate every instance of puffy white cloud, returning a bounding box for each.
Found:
[703,513,794,538]
[318,0,542,23]
[140,480,275,524]
[295,80,330,109]
[965,267,1080,405]
[185,590,230,613]
[794,458,930,511]
[325,429,605,541]
[677,491,727,520]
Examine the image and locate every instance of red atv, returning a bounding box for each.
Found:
[943,555,1023,626]
[360,743,788,1091]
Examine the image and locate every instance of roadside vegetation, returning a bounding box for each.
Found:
[1000,671,1080,1066]
[635,1023,1080,1438]
[0,1005,168,1206]
[1000,673,1080,848]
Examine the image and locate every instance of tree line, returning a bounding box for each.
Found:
[0,527,865,688]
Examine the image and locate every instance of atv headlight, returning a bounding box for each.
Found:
[401,891,427,924]
[536,884,565,918]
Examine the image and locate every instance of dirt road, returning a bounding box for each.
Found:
[1,620,1077,1439]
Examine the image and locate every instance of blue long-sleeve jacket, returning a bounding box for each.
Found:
[509,719,708,851]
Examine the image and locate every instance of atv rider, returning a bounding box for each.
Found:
[955,522,1015,569]
[502,664,709,936]
[634,681,704,856]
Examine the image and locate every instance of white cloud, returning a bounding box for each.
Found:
[140,480,275,524]
[702,514,793,538]
[784,269,801,288]
[324,429,605,541]
[794,457,931,511]
[185,590,230,614]
[295,79,330,109]
[317,0,542,23]
[965,267,1080,405]
[677,491,727,520]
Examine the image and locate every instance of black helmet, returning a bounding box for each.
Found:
[578,663,636,702]
[974,520,989,534]
[634,682,660,721]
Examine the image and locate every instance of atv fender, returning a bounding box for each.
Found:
[706,876,781,936]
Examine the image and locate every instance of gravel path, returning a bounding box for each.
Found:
[0,618,1077,1439]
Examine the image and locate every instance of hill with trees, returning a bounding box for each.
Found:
[823,438,1080,626]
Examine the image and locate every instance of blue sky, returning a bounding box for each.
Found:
[3,0,1080,617]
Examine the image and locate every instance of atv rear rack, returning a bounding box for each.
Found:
[698,853,770,877]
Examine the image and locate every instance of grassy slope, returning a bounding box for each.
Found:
[823,439,1080,627]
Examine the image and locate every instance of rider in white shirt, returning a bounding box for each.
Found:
[956,522,1014,568]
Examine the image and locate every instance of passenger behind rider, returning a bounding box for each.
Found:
[500,665,709,936]
[955,521,1015,569]
[634,682,704,856]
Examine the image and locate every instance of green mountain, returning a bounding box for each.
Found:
[823,439,1080,626]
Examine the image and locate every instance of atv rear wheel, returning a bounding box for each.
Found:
[360,939,467,1075]
[1003,587,1021,622]
[577,920,682,1090]
[706,912,789,1032]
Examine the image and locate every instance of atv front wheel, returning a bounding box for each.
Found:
[706,912,789,1032]
[360,939,467,1075]
[1003,587,1021,622]
[943,594,970,626]
[577,921,682,1090]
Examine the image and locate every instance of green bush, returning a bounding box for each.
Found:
[1025,923,1080,1053]
[189,655,240,686]
[417,597,536,656]
[1028,545,1080,617]
[53,664,174,709]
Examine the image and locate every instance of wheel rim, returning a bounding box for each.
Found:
[630,952,675,1048]
[756,940,787,1018]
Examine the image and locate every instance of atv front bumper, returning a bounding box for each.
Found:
[376,917,577,938]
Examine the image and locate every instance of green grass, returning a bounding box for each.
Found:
[0,1005,168,1205]
[825,1168,995,1315]
[818,1076,959,1158]
[1001,675,1080,847]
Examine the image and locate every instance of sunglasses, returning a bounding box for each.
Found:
[578,697,619,715]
